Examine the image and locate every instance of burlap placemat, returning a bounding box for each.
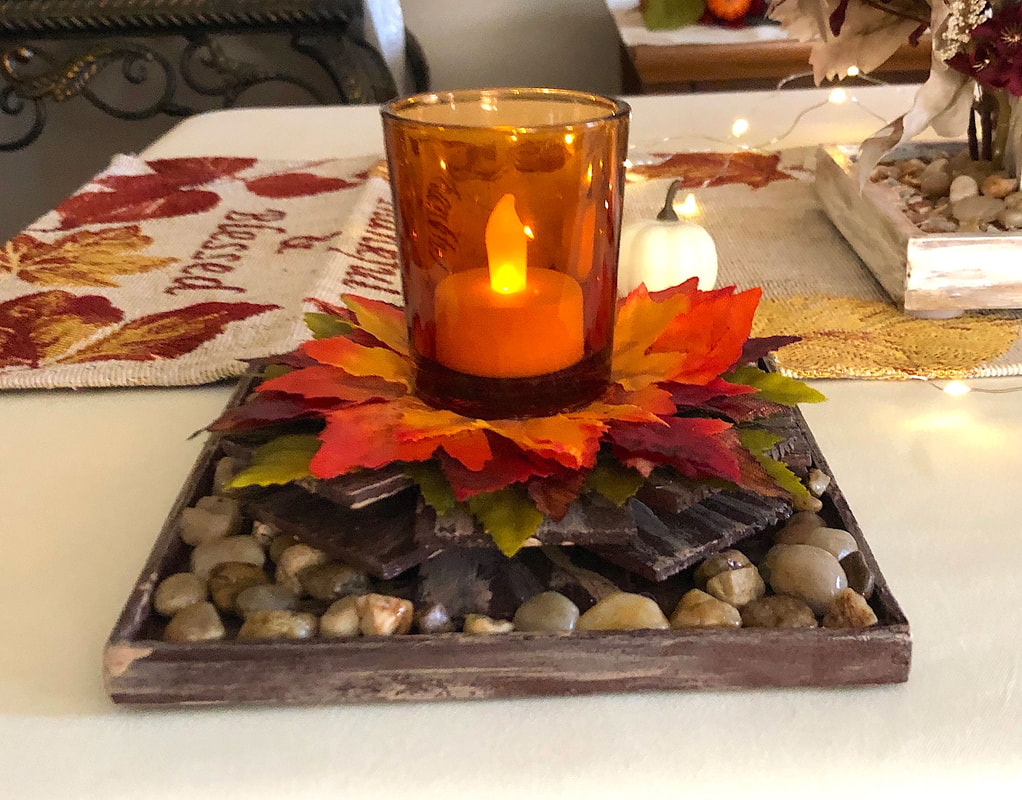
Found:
[3,150,1020,388]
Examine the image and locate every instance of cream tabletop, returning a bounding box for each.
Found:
[3,86,1022,798]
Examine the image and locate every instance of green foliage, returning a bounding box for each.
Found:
[227,434,319,489]
[586,461,645,506]
[725,365,826,406]
[737,427,814,503]
[405,462,458,517]
[304,312,353,340]
[642,0,706,30]
[467,488,544,557]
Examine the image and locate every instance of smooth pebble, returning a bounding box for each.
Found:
[693,549,751,590]
[776,526,858,561]
[576,592,669,631]
[163,602,225,642]
[839,550,876,599]
[190,535,264,580]
[356,594,413,636]
[414,602,455,634]
[207,561,270,612]
[320,596,361,637]
[705,566,765,608]
[275,544,329,594]
[300,562,370,601]
[740,595,818,628]
[153,572,207,617]
[513,591,579,632]
[763,544,847,615]
[234,583,300,617]
[670,589,741,629]
[238,609,317,640]
[948,174,979,203]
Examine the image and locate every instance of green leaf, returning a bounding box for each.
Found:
[227,433,320,489]
[737,427,813,503]
[261,364,292,380]
[642,0,705,30]
[586,461,645,506]
[304,312,353,340]
[725,365,826,406]
[405,462,457,517]
[467,488,544,557]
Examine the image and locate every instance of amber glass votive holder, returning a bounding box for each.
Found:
[381,88,630,419]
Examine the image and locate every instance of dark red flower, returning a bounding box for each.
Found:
[948,4,1022,96]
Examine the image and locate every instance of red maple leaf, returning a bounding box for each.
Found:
[609,417,741,483]
[629,152,794,189]
[244,173,360,198]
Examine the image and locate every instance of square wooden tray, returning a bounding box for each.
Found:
[815,143,1022,316]
[104,379,911,706]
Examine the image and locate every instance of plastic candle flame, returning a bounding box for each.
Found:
[486,194,528,294]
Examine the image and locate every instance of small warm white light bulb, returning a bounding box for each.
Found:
[564,133,574,145]
[943,381,971,396]
[439,159,447,170]
[829,88,848,104]
[623,158,633,169]
[846,66,860,77]
[731,118,749,137]
[679,193,698,216]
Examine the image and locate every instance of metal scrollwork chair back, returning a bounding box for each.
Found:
[0,0,430,151]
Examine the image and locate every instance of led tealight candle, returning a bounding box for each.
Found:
[434,194,585,378]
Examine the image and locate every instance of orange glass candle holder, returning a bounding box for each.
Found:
[382,88,630,419]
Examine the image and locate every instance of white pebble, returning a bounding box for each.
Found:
[948,174,979,204]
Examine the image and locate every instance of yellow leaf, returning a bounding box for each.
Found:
[343,295,409,355]
[228,434,320,488]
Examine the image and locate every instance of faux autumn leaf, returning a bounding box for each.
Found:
[466,488,545,557]
[609,416,741,483]
[304,312,352,340]
[585,461,645,506]
[206,393,327,433]
[737,427,813,503]
[0,290,123,368]
[258,365,404,404]
[0,226,176,287]
[56,301,278,364]
[405,461,458,517]
[628,151,795,189]
[228,434,320,489]
[725,364,826,406]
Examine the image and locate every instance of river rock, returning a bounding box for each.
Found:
[953,195,1004,231]
[190,535,265,580]
[212,456,240,494]
[762,544,847,615]
[693,549,752,590]
[237,609,317,640]
[153,572,207,616]
[576,592,670,631]
[777,512,826,541]
[998,207,1022,229]
[250,520,280,547]
[178,504,242,547]
[839,550,876,599]
[705,566,765,608]
[207,561,270,612]
[163,602,226,642]
[670,589,741,629]
[791,492,823,513]
[320,596,361,637]
[823,588,878,628]
[982,173,1018,199]
[268,533,301,563]
[464,614,515,634]
[807,468,831,497]
[355,594,413,636]
[513,591,579,632]
[1005,191,1022,209]
[414,602,455,634]
[776,526,858,561]
[234,583,300,617]
[274,544,329,594]
[919,159,951,198]
[948,174,979,203]
[740,595,818,628]
[300,562,370,601]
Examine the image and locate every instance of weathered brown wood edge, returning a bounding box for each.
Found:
[815,144,1022,314]
[104,378,910,707]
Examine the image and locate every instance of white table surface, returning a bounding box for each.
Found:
[4,86,1022,798]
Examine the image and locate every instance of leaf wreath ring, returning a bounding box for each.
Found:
[209,280,823,555]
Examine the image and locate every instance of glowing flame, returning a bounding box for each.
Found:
[486,194,528,294]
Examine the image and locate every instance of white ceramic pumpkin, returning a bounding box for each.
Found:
[617,181,718,297]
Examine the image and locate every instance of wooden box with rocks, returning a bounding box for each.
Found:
[815,143,1022,317]
[103,379,910,706]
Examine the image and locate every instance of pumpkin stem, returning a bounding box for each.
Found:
[657,180,684,222]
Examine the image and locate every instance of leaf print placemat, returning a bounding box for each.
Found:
[0,154,401,389]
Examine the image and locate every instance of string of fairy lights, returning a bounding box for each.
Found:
[622,67,1022,397]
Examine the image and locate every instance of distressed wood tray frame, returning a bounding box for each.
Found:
[815,143,1022,315]
[104,377,911,706]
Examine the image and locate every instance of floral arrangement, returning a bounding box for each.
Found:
[208,282,823,556]
[768,0,1022,177]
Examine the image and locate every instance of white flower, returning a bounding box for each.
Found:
[935,0,994,61]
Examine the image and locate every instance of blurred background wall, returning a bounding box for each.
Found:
[0,0,623,243]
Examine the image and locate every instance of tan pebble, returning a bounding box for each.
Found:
[792,492,824,513]
[463,613,515,634]
[776,526,858,561]
[153,572,207,616]
[207,561,270,612]
[918,160,951,199]
[764,544,847,615]
[355,594,413,636]
[275,544,329,594]
[807,468,831,497]
[190,535,265,581]
[163,602,225,642]
[953,195,1004,231]
[706,566,765,608]
[268,533,300,563]
[512,591,579,632]
[178,505,241,547]
[670,589,741,629]
[320,596,361,637]
[576,592,669,631]
[982,174,1018,199]
[238,609,317,640]
[998,208,1022,229]
[212,456,240,494]
[1004,191,1022,210]
[300,562,370,601]
[234,584,299,617]
[823,588,878,628]
[693,549,751,590]
[250,520,280,547]
[919,215,959,233]
[776,511,826,542]
[948,174,979,203]
[741,595,818,628]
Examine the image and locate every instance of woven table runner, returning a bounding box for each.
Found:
[3,150,1021,389]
